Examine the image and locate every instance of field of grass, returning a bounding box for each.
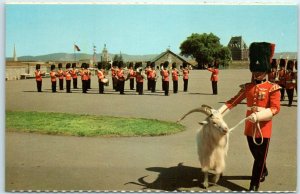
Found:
[6,111,185,137]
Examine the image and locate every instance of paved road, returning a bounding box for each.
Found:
[5,70,297,192]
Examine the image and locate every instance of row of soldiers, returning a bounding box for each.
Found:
[267,58,297,106]
[34,61,190,96]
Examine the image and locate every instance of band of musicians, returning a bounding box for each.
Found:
[34,60,191,96]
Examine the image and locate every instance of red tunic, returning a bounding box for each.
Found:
[277,69,286,86]
[57,69,64,80]
[224,81,281,138]
[35,70,42,81]
[183,69,189,80]
[207,68,219,81]
[65,70,72,81]
[172,69,179,81]
[50,71,56,82]
[285,71,296,89]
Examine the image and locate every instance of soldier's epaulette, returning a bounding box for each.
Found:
[239,83,251,89]
[269,82,281,93]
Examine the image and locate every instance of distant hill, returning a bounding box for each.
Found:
[6,51,297,62]
[7,53,158,62]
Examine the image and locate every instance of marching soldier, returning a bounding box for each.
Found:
[71,63,79,89]
[117,61,126,95]
[34,64,45,92]
[97,62,105,94]
[160,62,164,91]
[65,63,72,93]
[182,62,189,92]
[145,61,151,91]
[162,61,170,96]
[278,59,286,101]
[50,64,57,93]
[111,61,118,91]
[267,59,278,83]
[218,42,280,191]
[171,62,179,93]
[149,62,157,93]
[87,63,91,90]
[81,63,89,93]
[57,63,64,90]
[207,61,219,95]
[128,62,135,90]
[136,65,145,95]
[285,60,296,106]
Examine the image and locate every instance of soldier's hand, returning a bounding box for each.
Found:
[247,113,258,123]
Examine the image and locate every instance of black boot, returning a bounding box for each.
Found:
[249,185,259,191]
[260,168,268,182]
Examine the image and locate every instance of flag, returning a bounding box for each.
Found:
[74,44,80,51]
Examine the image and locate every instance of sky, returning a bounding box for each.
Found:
[5,3,298,57]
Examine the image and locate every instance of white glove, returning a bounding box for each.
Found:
[218,104,230,116]
[247,108,273,123]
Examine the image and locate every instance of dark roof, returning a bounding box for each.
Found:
[151,49,192,65]
[228,36,248,49]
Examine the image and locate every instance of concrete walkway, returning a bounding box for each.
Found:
[5,70,297,192]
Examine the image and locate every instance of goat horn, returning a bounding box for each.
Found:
[177,106,212,122]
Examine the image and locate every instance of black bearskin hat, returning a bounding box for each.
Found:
[249,42,275,72]
[36,64,40,70]
[163,61,169,68]
[58,63,62,68]
[271,59,277,68]
[287,60,294,71]
[72,63,76,68]
[172,62,177,68]
[51,64,55,70]
[182,62,187,68]
[97,62,103,69]
[279,59,286,68]
[151,62,155,68]
[118,61,124,68]
[66,63,71,69]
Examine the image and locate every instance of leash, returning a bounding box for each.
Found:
[228,117,264,146]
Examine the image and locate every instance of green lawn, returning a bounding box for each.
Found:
[6,111,185,137]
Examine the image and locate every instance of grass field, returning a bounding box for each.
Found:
[6,111,185,137]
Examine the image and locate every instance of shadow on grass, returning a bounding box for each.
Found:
[125,163,249,191]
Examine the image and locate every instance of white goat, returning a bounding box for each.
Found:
[178,105,229,189]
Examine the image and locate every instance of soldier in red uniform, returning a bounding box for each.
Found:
[267,59,278,83]
[57,63,64,90]
[81,63,89,93]
[65,63,72,93]
[97,62,105,94]
[285,60,296,106]
[162,61,170,96]
[128,62,135,90]
[182,62,189,92]
[207,61,219,95]
[171,62,179,94]
[117,61,126,95]
[278,59,286,101]
[34,64,45,92]
[145,61,151,91]
[218,42,280,191]
[136,65,145,95]
[50,64,57,93]
[71,63,78,89]
[149,62,157,93]
[111,61,118,91]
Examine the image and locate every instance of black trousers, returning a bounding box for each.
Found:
[59,79,64,90]
[88,79,91,89]
[147,79,151,90]
[36,80,42,92]
[150,79,156,93]
[119,80,125,94]
[163,81,169,96]
[82,80,88,93]
[73,78,78,89]
[112,77,117,90]
[247,136,270,187]
[173,80,178,93]
[66,80,71,93]
[279,84,285,100]
[130,78,134,90]
[99,81,104,94]
[137,82,143,95]
[286,88,294,106]
[51,81,56,92]
[212,81,218,94]
[183,79,188,92]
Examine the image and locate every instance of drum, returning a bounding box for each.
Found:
[101,78,109,86]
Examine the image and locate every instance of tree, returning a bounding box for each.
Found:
[180,33,232,69]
